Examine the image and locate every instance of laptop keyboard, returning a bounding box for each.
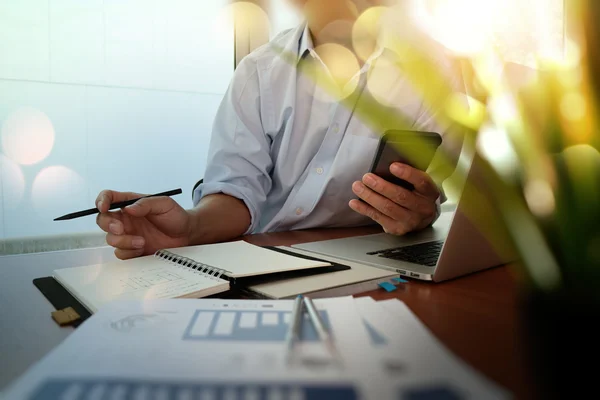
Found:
[367,240,445,267]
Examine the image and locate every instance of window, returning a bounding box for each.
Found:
[0,0,234,241]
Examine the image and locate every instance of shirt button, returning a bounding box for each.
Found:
[316,167,324,175]
[295,208,303,216]
[332,124,339,133]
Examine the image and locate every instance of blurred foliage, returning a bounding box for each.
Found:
[272,0,600,296]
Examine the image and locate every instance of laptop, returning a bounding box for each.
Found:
[293,153,518,282]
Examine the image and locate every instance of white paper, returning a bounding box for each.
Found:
[5,297,510,400]
[354,297,510,399]
[167,241,330,278]
[4,298,391,400]
[54,257,229,312]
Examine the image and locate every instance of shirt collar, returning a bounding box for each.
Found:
[297,23,314,64]
[298,23,386,66]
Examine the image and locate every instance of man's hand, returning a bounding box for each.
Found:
[95,190,193,260]
[349,163,440,235]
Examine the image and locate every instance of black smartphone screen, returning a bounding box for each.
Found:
[368,131,443,191]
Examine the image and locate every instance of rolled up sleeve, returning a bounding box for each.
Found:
[193,58,273,234]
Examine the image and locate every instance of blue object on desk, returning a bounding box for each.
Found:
[393,277,409,284]
[378,282,397,292]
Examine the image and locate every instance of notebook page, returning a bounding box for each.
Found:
[53,255,228,313]
[166,241,330,278]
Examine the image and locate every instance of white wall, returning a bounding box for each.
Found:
[0,0,234,239]
[270,0,302,37]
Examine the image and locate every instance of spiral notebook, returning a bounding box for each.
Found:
[52,241,336,313]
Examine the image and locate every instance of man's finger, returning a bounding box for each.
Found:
[349,199,414,236]
[96,212,124,234]
[114,248,145,260]
[95,190,145,213]
[122,197,175,218]
[390,163,439,200]
[361,173,431,213]
[352,181,414,221]
[105,233,145,250]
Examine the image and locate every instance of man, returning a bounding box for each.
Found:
[96,0,463,260]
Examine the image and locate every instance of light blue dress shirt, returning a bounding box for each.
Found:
[194,24,463,234]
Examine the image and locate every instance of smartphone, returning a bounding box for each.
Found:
[368,130,443,191]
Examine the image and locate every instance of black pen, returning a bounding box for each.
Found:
[54,189,183,221]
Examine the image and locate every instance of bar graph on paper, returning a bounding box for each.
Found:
[28,379,358,400]
[182,309,331,342]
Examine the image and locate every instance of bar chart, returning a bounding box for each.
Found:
[29,379,358,400]
[182,309,331,342]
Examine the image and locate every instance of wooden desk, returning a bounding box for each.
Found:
[0,226,534,398]
[246,226,535,399]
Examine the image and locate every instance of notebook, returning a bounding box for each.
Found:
[246,247,398,299]
[52,241,333,313]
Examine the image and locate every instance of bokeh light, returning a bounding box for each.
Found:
[0,154,26,209]
[524,179,556,217]
[477,124,518,176]
[1,107,55,166]
[32,166,87,220]
[367,56,405,108]
[560,92,587,122]
[488,93,519,123]
[313,43,360,101]
[352,6,388,62]
[561,144,600,185]
[228,1,269,37]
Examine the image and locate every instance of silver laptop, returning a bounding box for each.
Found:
[293,153,518,282]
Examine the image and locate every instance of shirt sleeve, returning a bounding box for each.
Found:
[193,57,273,234]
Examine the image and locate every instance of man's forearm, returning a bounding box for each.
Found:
[186,194,252,245]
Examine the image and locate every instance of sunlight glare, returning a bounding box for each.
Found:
[488,94,519,123]
[411,0,493,56]
[477,124,518,176]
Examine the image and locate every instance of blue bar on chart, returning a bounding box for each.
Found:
[28,379,359,400]
[182,309,331,342]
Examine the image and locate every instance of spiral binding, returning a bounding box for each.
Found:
[154,249,228,280]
